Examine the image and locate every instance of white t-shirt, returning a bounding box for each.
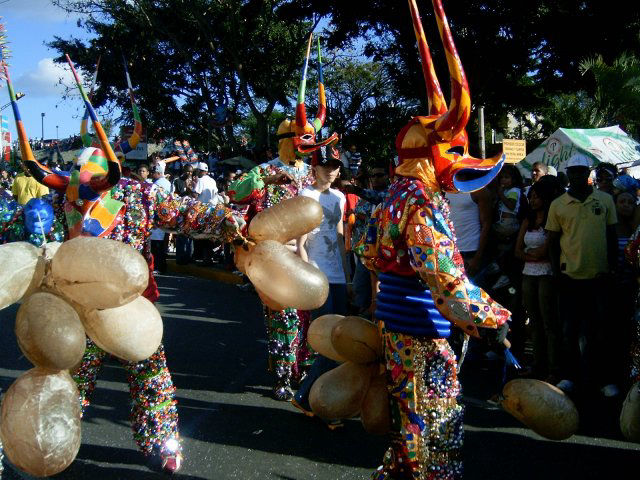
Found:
[194,174,219,204]
[300,186,346,284]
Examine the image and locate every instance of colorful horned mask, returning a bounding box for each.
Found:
[276,35,339,164]
[396,0,504,193]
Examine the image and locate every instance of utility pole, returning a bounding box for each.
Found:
[41,112,45,142]
[478,106,486,159]
[56,125,59,140]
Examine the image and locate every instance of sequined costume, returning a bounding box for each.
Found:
[4,53,243,470]
[358,2,509,478]
[229,158,314,397]
[60,177,243,461]
[624,226,640,383]
[228,34,337,400]
[0,196,65,246]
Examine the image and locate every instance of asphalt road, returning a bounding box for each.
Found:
[0,272,637,479]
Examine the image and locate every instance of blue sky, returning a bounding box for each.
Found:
[1,0,93,143]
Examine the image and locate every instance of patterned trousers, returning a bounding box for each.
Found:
[72,337,181,457]
[266,307,312,388]
[372,330,463,480]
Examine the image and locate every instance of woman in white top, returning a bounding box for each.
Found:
[515,176,564,383]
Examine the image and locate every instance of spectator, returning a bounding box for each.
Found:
[531,162,549,183]
[11,163,49,205]
[193,162,219,205]
[448,187,493,281]
[149,163,173,273]
[192,162,219,265]
[515,176,564,384]
[493,164,524,240]
[293,146,350,426]
[1,168,12,190]
[546,153,619,397]
[137,163,151,183]
[172,164,194,265]
[594,162,618,195]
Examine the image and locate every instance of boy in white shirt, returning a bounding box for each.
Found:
[293,145,351,425]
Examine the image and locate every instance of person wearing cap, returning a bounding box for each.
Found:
[149,163,173,273]
[193,161,219,205]
[594,162,618,195]
[292,146,351,426]
[546,153,620,397]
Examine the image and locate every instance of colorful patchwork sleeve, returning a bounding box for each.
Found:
[227,166,266,204]
[153,189,245,244]
[405,206,510,338]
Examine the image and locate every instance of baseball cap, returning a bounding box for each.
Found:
[197,162,208,172]
[312,145,341,167]
[566,153,591,169]
[151,162,165,175]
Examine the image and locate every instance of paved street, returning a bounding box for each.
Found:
[0,272,638,479]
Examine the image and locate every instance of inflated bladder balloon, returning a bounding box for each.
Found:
[234,243,255,275]
[0,242,43,310]
[620,382,640,442]
[309,362,372,420]
[307,314,346,362]
[248,196,323,243]
[0,368,81,477]
[360,373,391,435]
[501,379,579,440]
[256,288,288,311]
[245,240,328,310]
[331,316,382,364]
[16,292,86,371]
[51,236,148,309]
[82,296,163,362]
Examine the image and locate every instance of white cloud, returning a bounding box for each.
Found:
[1,0,81,23]
[13,57,77,98]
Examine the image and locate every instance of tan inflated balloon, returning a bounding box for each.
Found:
[0,368,81,477]
[309,362,372,420]
[360,373,391,435]
[331,316,382,364]
[51,236,148,309]
[245,240,328,310]
[249,196,323,243]
[307,314,347,362]
[501,379,579,440]
[0,242,42,310]
[256,288,288,311]
[15,292,86,371]
[620,382,640,442]
[82,296,163,362]
[234,243,255,275]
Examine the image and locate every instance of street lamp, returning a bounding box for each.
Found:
[41,112,45,141]
[56,125,59,140]
[0,92,25,112]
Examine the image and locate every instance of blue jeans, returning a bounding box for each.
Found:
[352,260,372,311]
[175,235,193,265]
[294,283,348,409]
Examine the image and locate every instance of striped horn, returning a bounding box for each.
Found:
[431,0,471,140]
[408,0,447,116]
[117,54,142,154]
[80,55,101,147]
[295,33,313,132]
[312,36,327,132]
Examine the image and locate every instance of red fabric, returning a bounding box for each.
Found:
[142,254,160,304]
[344,193,358,221]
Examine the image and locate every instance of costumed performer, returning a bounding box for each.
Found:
[0,195,64,246]
[227,34,339,400]
[358,1,510,478]
[8,54,244,474]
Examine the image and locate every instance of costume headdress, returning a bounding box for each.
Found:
[80,55,143,157]
[277,34,338,162]
[395,0,504,193]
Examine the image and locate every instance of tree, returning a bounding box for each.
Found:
[50,0,317,152]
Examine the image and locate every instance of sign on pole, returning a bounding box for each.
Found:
[502,138,527,164]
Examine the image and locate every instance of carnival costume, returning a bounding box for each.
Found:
[5,55,243,474]
[0,196,65,246]
[358,2,509,478]
[228,35,338,400]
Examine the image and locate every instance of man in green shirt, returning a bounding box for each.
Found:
[546,153,619,398]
